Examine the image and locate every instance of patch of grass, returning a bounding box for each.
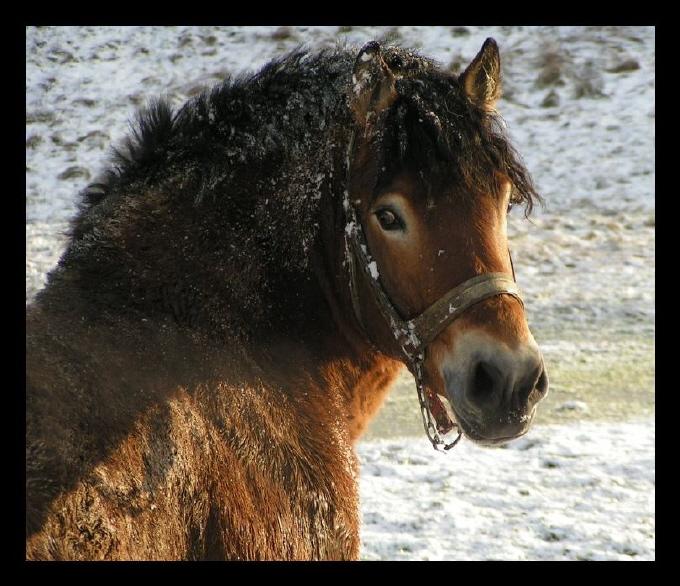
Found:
[607,59,640,74]
[364,328,654,440]
[541,90,560,108]
[57,166,91,181]
[451,27,470,37]
[26,135,43,149]
[271,26,294,41]
[26,110,55,124]
[573,61,606,98]
[448,55,465,75]
[378,27,402,46]
[535,49,566,89]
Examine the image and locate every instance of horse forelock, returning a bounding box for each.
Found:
[361,54,541,216]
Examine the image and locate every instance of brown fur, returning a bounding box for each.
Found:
[349,42,399,130]
[459,38,503,112]
[26,296,400,559]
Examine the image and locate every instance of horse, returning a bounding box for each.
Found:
[26,38,549,560]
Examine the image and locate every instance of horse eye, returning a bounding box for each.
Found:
[507,203,514,214]
[375,208,404,231]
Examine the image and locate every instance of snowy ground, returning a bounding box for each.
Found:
[358,418,654,561]
[26,26,655,560]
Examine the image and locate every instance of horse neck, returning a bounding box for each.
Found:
[37,113,404,446]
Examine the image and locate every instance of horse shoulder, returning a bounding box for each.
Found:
[27,351,361,560]
[203,379,362,559]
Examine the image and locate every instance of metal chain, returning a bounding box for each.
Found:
[413,356,463,452]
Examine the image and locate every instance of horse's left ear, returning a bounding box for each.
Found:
[459,38,502,112]
[349,41,398,128]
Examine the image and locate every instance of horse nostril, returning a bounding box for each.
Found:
[534,366,549,399]
[469,360,502,404]
[517,363,549,407]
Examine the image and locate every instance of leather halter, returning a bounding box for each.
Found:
[343,133,524,451]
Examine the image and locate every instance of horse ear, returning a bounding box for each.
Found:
[459,38,502,112]
[350,41,398,128]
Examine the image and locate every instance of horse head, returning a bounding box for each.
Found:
[345,39,548,447]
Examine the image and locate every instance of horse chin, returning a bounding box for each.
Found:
[446,400,537,448]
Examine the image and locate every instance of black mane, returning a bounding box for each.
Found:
[79,48,352,211]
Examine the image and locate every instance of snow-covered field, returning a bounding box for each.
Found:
[358,418,654,561]
[26,26,655,560]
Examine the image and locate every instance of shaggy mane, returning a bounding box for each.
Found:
[80,48,347,208]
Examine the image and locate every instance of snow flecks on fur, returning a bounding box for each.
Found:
[367,261,379,280]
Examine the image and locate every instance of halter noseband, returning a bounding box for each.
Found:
[343,132,524,451]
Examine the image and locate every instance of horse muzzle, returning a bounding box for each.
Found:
[438,329,549,445]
